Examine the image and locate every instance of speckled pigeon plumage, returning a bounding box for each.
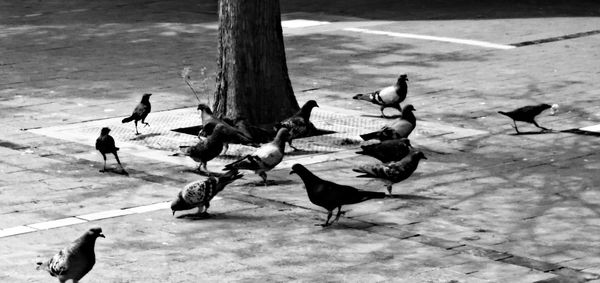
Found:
[356,138,412,163]
[360,104,416,141]
[353,150,426,194]
[353,74,408,117]
[36,227,105,283]
[223,128,290,185]
[171,169,243,216]
[291,163,387,226]
[276,100,319,150]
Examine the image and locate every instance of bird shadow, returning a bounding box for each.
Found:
[388,193,437,200]
[183,168,225,177]
[176,212,262,221]
[561,128,600,137]
[176,212,211,220]
[239,179,295,187]
[509,130,557,136]
[286,149,335,156]
[99,167,129,176]
[129,132,161,140]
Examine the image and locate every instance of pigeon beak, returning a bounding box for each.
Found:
[99,233,105,238]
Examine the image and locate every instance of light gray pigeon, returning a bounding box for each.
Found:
[276,100,319,151]
[36,227,105,283]
[353,150,426,194]
[353,74,408,118]
[171,169,243,217]
[223,128,290,186]
[360,104,416,141]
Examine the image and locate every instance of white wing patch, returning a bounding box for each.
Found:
[377,85,400,104]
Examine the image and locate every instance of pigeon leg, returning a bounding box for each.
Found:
[258,172,269,187]
[288,140,299,151]
[317,210,333,227]
[380,106,389,118]
[512,120,520,134]
[532,120,550,131]
[222,143,229,155]
[332,206,344,224]
[134,121,140,135]
[100,153,107,172]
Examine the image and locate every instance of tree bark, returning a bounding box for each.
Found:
[213,0,299,127]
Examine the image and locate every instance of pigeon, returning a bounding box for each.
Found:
[223,128,290,186]
[197,104,256,153]
[290,163,387,226]
[498,104,559,134]
[95,127,127,174]
[122,93,152,135]
[276,100,319,151]
[360,104,416,141]
[36,227,105,283]
[179,123,226,173]
[353,74,408,118]
[171,169,243,217]
[356,138,412,163]
[353,150,427,194]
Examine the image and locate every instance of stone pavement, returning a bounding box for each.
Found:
[1,0,600,282]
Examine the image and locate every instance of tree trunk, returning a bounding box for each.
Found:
[213,0,299,128]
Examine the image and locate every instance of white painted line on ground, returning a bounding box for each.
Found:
[281,19,330,29]
[344,27,516,50]
[77,209,136,221]
[0,226,37,237]
[580,124,600,133]
[27,217,87,230]
[0,202,172,238]
[122,201,171,214]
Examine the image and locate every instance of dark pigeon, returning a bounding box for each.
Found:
[122,93,151,135]
[356,138,412,163]
[276,100,319,151]
[37,227,105,283]
[197,104,257,154]
[290,163,387,227]
[179,123,226,174]
[498,103,558,134]
[95,127,127,174]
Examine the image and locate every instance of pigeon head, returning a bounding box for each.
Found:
[87,227,105,238]
[197,104,213,114]
[414,151,427,160]
[399,138,412,147]
[398,74,408,82]
[100,127,111,135]
[274,127,291,143]
[290,163,307,175]
[300,100,319,120]
[171,192,193,215]
[403,104,416,112]
[550,104,559,115]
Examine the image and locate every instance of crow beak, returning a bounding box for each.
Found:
[172,210,176,216]
[99,233,105,238]
[289,170,295,175]
[423,156,428,160]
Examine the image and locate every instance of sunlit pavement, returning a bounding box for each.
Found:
[1,0,600,282]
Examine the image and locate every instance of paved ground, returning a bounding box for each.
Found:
[1,0,600,282]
